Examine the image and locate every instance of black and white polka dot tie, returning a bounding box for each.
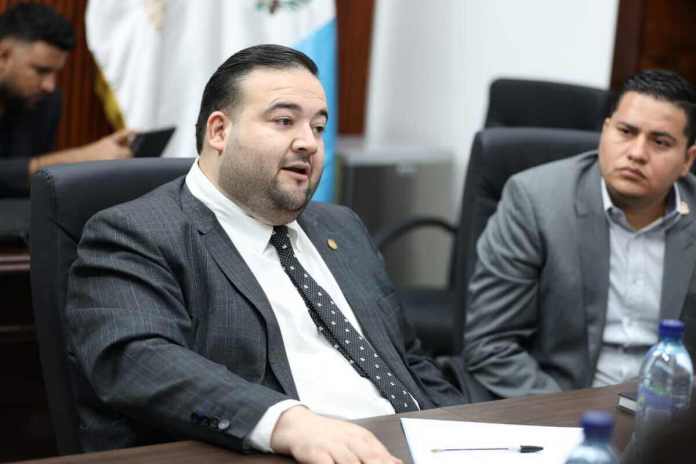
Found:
[270,226,418,413]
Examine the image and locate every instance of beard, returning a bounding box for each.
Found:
[267,170,318,211]
[218,143,323,223]
[0,81,31,114]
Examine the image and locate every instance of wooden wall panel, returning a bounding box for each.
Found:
[639,0,696,79]
[336,0,374,134]
[609,0,645,90]
[611,0,696,90]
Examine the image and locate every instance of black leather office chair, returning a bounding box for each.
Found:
[30,157,194,454]
[378,128,601,359]
[373,216,456,357]
[454,128,601,313]
[484,78,614,131]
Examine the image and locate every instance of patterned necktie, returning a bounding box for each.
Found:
[269,225,418,413]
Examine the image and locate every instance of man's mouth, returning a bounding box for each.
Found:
[24,93,45,108]
[282,162,311,179]
[617,166,646,180]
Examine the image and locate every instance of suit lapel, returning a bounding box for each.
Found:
[179,184,298,397]
[299,208,428,404]
[575,162,610,369]
[661,196,696,320]
[575,162,696,359]
[299,212,383,344]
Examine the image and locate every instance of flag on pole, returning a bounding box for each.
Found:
[86,0,337,202]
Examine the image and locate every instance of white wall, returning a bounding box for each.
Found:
[366,0,620,215]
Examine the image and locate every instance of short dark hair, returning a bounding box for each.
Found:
[611,69,696,146]
[0,2,74,51]
[195,44,318,153]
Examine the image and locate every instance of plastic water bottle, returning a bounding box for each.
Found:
[564,411,618,464]
[634,319,693,441]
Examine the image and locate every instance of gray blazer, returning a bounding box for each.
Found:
[66,178,464,452]
[460,151,696,399]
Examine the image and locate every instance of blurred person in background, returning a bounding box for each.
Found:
[0,3,132,197]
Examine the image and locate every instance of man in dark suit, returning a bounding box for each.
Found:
[66,44,465,462]
[450,69,696,401]
[0,3,132,197]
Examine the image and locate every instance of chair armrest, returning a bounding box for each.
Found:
[374,216,456,250]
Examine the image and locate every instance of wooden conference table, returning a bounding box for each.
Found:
[15,383,634,464]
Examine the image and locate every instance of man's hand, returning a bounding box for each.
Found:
[28,129,135,175]
[270,406,402,464]
[76,128,135,161]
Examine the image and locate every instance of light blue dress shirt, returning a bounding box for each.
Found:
[592,180,682,386]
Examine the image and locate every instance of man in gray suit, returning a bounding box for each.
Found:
[66,45,465,462]
[456,69,696,400]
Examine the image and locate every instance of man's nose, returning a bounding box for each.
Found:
[627,135,649,163]
[41,74,57,94]
[291,124,319,154]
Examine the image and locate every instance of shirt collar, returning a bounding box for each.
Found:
[185,159,302,255]
[600,178,682,231]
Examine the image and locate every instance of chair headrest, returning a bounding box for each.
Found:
[32,157,194,244]
[485,78,614,131]
[469,127,601,202]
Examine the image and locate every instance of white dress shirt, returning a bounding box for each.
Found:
[185,161,395,451]
[593,180,682,386]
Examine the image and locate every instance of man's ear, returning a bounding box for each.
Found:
[0,39,13,65]
[683,144,696,176]
[205,110,229,154]
[602,117,611,130]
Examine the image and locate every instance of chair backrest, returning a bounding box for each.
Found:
[30,157,194,454]
[484,78,614,131]
[451,128,600,351]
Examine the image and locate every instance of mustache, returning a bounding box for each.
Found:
[279,154,312,170]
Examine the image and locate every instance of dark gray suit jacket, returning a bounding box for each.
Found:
[459,151,696,399]
[66,178,465,452]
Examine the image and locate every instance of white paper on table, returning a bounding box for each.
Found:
[401,418,583,464]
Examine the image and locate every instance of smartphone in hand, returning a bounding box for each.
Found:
[130,127,176,157]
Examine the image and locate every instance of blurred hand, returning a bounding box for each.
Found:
[81,128,135,161]
[28,129,136,176]
[270,406,402,464]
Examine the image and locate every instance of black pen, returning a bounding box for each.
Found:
[431,445,544,453]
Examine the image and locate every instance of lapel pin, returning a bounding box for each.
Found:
[327,239,338,250]
[678,200,690,215]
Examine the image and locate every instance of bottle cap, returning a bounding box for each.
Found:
[659,319,685,339]
[580,411,614,441]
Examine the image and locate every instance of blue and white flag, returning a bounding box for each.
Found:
[86,0,337,201]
